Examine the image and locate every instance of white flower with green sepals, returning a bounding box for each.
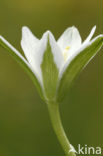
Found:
[0,26,102,102]
[0,26,103,156]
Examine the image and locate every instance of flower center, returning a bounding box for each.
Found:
[63,46,70,62]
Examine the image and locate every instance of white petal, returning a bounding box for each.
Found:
[57,26,82,52]
[21,28,63,85]
[82,26,96,46]
[59,41,89,78]
[48,31,64,72]
[62,26,96,64]
[59,34,103,78]
[89,34,103,45]
[21,27,48,84]
[22,26,39,43]
[21,26,39,65]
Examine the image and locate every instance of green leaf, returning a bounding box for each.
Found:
[0,36,44,99]
[57,36,103,102]
[41,37,59,101]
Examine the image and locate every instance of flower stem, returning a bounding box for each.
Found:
[46,101,76,156]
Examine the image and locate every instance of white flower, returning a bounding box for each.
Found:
[21,26,95,84]
[21,27,63,86]
[0,26,103,101]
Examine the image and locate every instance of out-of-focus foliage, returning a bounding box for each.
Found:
[0,0,103,156]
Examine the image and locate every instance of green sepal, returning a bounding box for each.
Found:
[41,37,59,101]
[57,36,103,102]
[0,37,44,100]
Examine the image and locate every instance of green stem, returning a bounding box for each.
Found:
[46,101,76,156]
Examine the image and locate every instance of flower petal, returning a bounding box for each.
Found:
[57,34,103,102]
[57,26,82,52]
[82,26,96,46]
[21,26,39,63]
[48,31,64,71]
[60,26,96,73]
[21,26,39,68]
[21,28,64,87]
[21,27,49,85]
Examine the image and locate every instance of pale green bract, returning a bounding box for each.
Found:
[0,26,103,102]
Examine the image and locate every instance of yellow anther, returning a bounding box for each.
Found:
[65,46,70,50]
[63,46,70,62]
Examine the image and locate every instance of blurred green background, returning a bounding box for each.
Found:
[0,0,103,155]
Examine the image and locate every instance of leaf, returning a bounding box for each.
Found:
[56,35,103,102]
[41,37,59,101]
[0,36,44,99]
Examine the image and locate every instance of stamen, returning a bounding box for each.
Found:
[65,46,70,50]
[63,46,70,62]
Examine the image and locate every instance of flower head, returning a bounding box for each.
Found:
[0,26,103,102]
